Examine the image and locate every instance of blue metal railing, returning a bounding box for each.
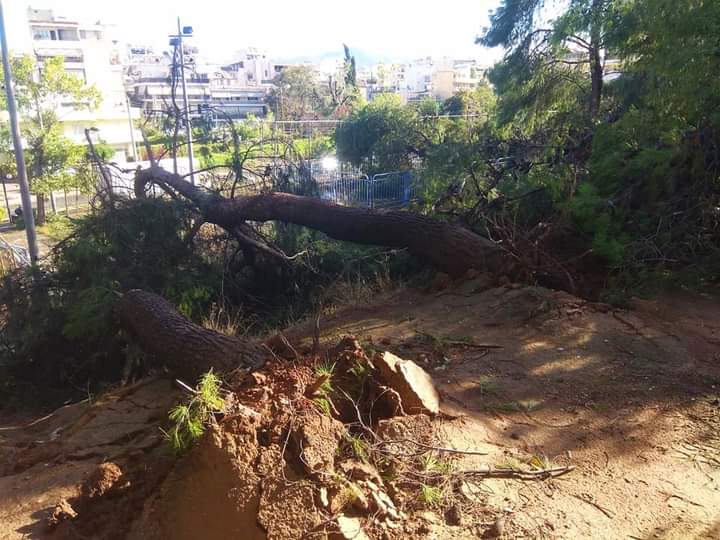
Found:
[312,170,419,209]
[131,158,422,209]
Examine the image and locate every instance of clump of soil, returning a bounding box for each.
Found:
[124,340,456,540]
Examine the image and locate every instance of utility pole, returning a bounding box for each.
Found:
[124,93,139,162]
[171,18,195,184]
[0,0,38,262]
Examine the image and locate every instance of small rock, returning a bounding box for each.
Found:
[47,499,77,529]
[331,515,369,540]
[373,351,440,414]
[370,489,400,520]
[318,487,329,508]
[363,479,380,492]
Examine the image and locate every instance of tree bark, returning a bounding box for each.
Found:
[116,289,266,381]
[134,167,506,277]
[36,193,46,225]
[588,0,604,118]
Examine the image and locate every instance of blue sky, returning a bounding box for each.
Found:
[10,0,506,65]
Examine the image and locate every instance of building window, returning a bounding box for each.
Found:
[58,29,79,41]
[32,28,52,40]
[80,30,101,40]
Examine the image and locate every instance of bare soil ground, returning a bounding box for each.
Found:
[304,281,720,539]
[1,278,719,539]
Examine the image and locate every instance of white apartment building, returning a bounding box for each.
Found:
[223,48,283,86]
[401,57,455,101]
[20,7,141,161]
[126,46,279,122]
[367,63,406,101]
[452,60,488,93]
[368,57,488,103]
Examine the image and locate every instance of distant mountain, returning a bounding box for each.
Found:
[274,47,410,68]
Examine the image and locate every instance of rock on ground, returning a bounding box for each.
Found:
[373,351,440,414]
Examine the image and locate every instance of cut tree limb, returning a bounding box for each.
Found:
[116,289,265,381]
[134,166,505,277]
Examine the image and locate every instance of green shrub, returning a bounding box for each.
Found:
[0,198,222,391]
[163,371,225,455]
[38,213,75,241]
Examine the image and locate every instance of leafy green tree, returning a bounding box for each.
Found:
[441,84,495,116]
[0,55,100,223]
[335,94,428,171]
[268,66,325,120]
[326,45,362,117]
[573,0,720,279]
[615,0,720,131]
[343,44,357,88]
[479,0,618,124]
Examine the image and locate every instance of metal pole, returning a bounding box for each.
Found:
[0,0,38,262]
[125,92,139,162]
[177,17,195,184]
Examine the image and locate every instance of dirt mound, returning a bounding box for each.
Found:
[124,341,460,540]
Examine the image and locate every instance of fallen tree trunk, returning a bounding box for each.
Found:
[134,167,506,277]
[119,167,508,378]
[116,289,266,381]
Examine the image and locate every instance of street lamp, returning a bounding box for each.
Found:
[169,19,195,184]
